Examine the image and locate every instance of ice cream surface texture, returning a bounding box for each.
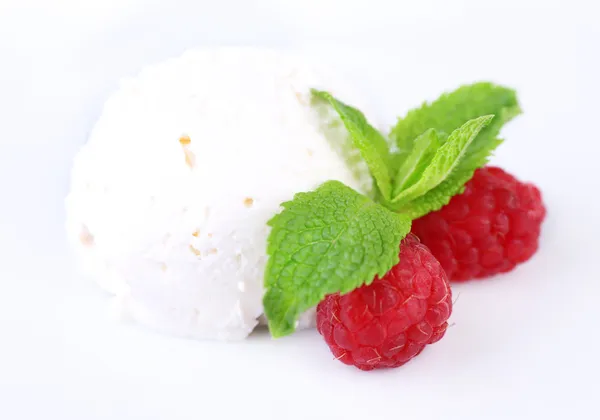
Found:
[66,47,375,340]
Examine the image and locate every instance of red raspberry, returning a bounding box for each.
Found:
[412,166,546,282]
[316,234,452,371]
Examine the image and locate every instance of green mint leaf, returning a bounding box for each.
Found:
[392,129,445,197]
[311,99,374,198]
[393,167,480,220]
[392,116,493,205]
[263,180,411,337]
[311,90,393,201]
[390,82,521,170]
[392,115,504,219]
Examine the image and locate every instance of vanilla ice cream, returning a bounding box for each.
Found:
[66,47,375,340]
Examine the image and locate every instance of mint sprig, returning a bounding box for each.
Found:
[263,83,520,337]
[263,181,411,338]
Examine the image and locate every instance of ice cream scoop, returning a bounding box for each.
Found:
[66,47,375,340]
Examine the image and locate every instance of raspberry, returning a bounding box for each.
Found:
[412,166,546,282]
[316,234,452,371]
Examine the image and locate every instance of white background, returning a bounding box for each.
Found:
[1,0,599,419]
